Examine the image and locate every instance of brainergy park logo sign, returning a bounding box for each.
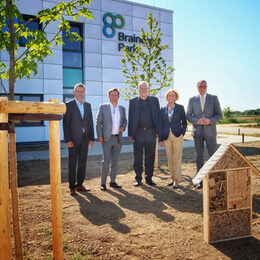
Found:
[103,12,144,52]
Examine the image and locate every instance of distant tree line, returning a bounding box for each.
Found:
[221,107,260,124]
[233,109,260,115]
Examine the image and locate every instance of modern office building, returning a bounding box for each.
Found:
[0,0,173,143]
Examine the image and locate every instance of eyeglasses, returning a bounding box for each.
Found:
[198,85,207,88]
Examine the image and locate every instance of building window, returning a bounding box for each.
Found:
[14,94,44,127]
[19,15,42,47]
[62,23,83,102]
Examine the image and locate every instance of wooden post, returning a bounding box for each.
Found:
[154,137,158,172]
[203,175,210,243]
[0,100,66,114]
[49,99,64,260]
[9,131,23,260]
[0,97,12,259]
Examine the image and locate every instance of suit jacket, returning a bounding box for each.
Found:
[186,93,222,137]
[96,103,127,144]
[158,103,187,142]
[128,96,160,138]
[63,99,94,146]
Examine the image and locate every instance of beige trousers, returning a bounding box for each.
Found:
[164,130,183,179]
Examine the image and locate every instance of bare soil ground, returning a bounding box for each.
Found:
[15,142,260,259]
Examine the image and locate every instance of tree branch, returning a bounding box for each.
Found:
[0,78,8,94]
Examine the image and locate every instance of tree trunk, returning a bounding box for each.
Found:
[9,129,23,260]
[7,0,23,258]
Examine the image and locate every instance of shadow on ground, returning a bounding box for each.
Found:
[234,145,260,157]
[107,188,175,222]
[212,236,260,260]
[73,192,131,234]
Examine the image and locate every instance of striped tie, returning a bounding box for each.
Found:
[201,95,204,112]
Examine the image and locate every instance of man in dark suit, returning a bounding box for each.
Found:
[128,81,160,186]
[96,88,127,191]
[63,83,94,195]
[186,80,222,189]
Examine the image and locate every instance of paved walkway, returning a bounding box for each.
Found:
[17,133,260,161]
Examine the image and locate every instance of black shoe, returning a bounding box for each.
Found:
[134,181,142,187]
[101,184,107,191]
[173,185,179,189]
[167,181,173,186]
[110,182,121,188]
[145,179,156,186]
[196,183,203,189]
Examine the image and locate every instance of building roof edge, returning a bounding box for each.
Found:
[113,0,174,13]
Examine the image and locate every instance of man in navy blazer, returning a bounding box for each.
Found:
[186,80,222,189]
[63,83,94,195]
[128,81,160,186]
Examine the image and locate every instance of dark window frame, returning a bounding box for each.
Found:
[62,22,84,103]
[19,14,42,47]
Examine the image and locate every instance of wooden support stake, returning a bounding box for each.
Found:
[49,99,64,260]
[0,97,12,259]
[203,175,210,243]
[154,137,158,172]
[0,100,66,114]
[9,131,23,260]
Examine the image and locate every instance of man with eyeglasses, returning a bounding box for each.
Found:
[186,80,222,189]
[96,88,127,191]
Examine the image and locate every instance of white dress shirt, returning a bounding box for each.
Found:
[110,103,121,135]
[200,93,207,104]
[75,98,84,119]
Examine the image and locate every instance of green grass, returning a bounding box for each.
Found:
[218,118,249,124]
[238,124,260,128]
[70,247,91,260]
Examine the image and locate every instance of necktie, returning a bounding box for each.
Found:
[201,95,204,112]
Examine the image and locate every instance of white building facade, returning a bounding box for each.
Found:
[0,0,173,143]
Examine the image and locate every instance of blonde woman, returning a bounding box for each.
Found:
[159,89,187,188]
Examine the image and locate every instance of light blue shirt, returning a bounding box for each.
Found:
[75,98,84,119]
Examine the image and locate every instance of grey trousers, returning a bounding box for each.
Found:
[194,127,217,172]
[101,136,122,185]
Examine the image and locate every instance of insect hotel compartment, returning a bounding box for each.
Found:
[227,169,251,210]
[209,209,251,242]
[209,171,227,212]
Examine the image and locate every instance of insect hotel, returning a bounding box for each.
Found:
[193,143,260,243]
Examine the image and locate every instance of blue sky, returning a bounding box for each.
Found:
[134,0,260,111]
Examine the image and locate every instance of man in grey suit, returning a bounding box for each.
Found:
[186,80,222,189]
[96,88,127,191]
[63,83,94,195]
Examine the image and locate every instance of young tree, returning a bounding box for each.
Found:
[121,13,174,100]
[121,13,174,170]
[0,0,93,99]
[0,1,93,258]
[223,106,235,119]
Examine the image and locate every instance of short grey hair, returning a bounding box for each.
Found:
[197,80,207,87]
[138,81,149,89]
[74,83,86,91]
